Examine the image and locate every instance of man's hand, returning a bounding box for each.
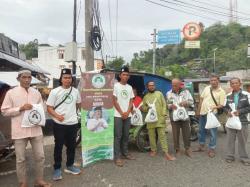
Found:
[20,104,33,111]
[122,112,129,120]
[171,104,177,110]
[179,101,188,107]
[56,114,64,122]
[233,111,240,116]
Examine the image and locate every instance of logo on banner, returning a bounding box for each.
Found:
[28,110,42,125]
[92,74,106,88]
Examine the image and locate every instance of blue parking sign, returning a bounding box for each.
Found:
[157,29,181,45]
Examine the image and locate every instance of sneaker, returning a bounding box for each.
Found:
[64,166,81,175]
[53,169,62,181]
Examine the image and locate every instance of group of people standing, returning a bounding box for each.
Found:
[1,66,250,187]
[113,68,250,168]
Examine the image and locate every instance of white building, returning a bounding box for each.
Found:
[33,45,105,88]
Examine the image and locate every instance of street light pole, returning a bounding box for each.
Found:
[213,48,218,73]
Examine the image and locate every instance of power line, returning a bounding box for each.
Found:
[145,0,226,23]
[191,0,250,17]
[162,0,250,21]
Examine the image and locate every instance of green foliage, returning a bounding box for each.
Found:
[19,40,38,60]
[106,57,126,70]
[130,23,250,78]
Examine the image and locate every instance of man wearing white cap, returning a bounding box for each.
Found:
[1,69,51,187]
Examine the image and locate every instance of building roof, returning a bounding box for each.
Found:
[0,51,50,75]
[0,72,42,86]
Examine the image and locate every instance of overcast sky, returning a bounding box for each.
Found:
[1,0,250,62]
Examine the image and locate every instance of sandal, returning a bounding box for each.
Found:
[114,159,124,167]
[242,161,250,166]
[225,159,234,163]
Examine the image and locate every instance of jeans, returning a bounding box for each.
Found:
[53,122,78,169]
[198,115,217,149]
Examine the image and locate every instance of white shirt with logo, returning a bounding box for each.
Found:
[113,82,134,117]
[46,86,81,125]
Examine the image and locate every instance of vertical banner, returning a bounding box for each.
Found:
[80,72,115,167]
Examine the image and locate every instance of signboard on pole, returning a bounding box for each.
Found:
[183,22,201,41]
[80,73,115,167]
[185,41,200,49]
[157,29,181,45]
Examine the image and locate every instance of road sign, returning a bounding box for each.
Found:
[248,44,250,58]
[183,22,201,40]
[185,41,200,49]
[157,29,181,45]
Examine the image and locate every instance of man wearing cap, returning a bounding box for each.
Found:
[46,68,81,180]
[1,69,51,187]
[113,66,135,167]
[142,80,176,161]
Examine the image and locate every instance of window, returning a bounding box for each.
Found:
[59,65,66,69]
[58,49,64,59]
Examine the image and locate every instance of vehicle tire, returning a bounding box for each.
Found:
[190,116,199,141]
[136,125,151,152]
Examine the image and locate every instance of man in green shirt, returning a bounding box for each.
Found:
[142,81,176,161]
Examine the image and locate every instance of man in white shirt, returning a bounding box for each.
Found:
[87,106,108,132]
[46,68,81,181]
[113,66,135,167]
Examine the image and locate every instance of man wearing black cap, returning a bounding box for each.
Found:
[46,68,81,180]
[113,66,135,167]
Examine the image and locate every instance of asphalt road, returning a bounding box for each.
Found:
[1,126,250,187]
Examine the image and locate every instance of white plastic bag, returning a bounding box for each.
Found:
[21,104,46,128]
[145,99,158,123]
[226,103,242,130]
[205,110,221,129]
[173,105,189,122]
[131,103,143,126]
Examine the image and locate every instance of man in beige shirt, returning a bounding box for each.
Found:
[1,69,51,187]
[195,74,226,158]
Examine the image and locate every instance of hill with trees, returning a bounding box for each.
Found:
[130,22,250,79]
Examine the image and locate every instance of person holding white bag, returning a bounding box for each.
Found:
[195,74,226,158]
[142,81,176,161]
[224,78,250,165]
[1,69,51,187]
[166,79,194,157]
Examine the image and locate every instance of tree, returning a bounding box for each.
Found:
[130,22,250,78]
[19,39,38,60]
[106,57,125,70]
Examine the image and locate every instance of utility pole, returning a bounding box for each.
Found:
[85,0,94,71]
[151,29,157,74]
[72,0,77,87]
